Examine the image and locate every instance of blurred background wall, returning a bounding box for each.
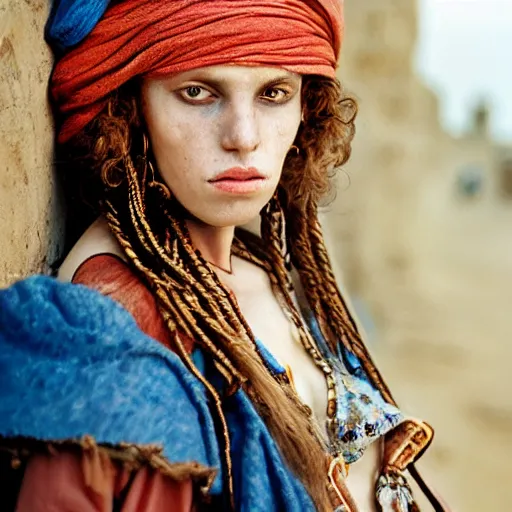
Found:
[324,1,512,510]
[0,0,63,288]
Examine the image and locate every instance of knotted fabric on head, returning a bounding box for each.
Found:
[49,0,344,143]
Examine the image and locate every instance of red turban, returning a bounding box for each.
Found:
[51,0,344,143]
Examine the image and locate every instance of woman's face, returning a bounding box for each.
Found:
[141,65,302,227]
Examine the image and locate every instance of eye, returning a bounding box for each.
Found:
[179,85,214,102]
[261,87,289,103]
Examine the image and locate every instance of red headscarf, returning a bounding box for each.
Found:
[51,0,344,143]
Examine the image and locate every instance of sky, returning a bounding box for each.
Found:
[415,0,512,141]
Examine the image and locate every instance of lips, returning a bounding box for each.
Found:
[208,167,266,194]
[209,167,265,182]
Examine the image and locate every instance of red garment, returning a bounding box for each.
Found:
[17,451,194,512]
[51,0,344,142]
[72,253,195,353]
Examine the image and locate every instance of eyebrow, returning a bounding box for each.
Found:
[172,72,300,91]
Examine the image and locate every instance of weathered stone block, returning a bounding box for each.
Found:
[0,0,64,287]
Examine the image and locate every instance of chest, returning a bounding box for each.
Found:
[236,285,384,512]
[219,262,328,428]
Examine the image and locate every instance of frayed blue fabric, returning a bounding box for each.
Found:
[45,0,111,52]
[0,275,221,488]
[0,276,315,511]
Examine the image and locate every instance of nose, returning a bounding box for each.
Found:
[220,100,260,154]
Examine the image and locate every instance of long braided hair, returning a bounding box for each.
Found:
[60,75,388,510]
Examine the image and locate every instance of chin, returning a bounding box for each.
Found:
[202,213,261,229]
[191,202,268,229]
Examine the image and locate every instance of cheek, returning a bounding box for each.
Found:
[275,122,298,142]
[277,99,301,139]
[272,113,301,155]
[141,88,205,196]
[148,120,214,201]
[149,115,192,170]
[143,92,191,160]
[145,119,186,190]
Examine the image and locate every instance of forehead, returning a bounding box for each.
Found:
[157,65,302,87]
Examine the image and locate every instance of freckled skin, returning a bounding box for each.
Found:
[140,66,302,228]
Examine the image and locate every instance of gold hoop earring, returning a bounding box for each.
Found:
[142,131,150,158]
[142,132,156,183]
[142,132,172,201]
[289,145,300,156]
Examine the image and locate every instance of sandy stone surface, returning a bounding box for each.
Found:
[0,0,64,287]
[327,4,511,508]
[367,200,512,511]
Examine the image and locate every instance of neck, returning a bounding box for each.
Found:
[186,219,235,273]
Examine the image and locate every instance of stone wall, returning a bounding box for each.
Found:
[0,0,64,287]
[327,0,444,299]
[324,2,512,510]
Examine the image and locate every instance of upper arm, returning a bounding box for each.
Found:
[58,217,125,282]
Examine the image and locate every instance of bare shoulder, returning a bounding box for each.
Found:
[57,217,125,282]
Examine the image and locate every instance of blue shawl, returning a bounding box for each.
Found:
[0,276,315,511]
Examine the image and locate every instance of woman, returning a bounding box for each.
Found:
[0,0,447,510]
